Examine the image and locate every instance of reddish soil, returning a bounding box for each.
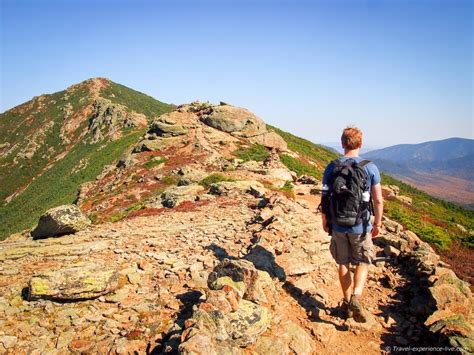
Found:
[127,207,165,218]
[437,241,474,290]
[420,215,447,228]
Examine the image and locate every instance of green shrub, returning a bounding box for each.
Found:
[280,180,293,193]
[233,144,270,162]
[199,173,235,188]
[280,154,321,179]
[109,212,127,223]
[144,156,166,169]
[161,174,178,186]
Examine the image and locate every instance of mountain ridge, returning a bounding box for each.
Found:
[363,137,474,206]
[0,78,472,353]
[363,137,474,162]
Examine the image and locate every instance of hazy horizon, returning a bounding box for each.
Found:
[1,0,472,147]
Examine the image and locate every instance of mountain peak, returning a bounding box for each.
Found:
[66,77,111,97]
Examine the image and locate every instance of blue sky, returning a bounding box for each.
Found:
[1,0,472,147]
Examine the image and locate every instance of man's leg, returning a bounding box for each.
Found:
[349,263,369,322]
[353,263,369,296]
[338,263,352,301]
[348,233,374,322]
[330,231,353,319]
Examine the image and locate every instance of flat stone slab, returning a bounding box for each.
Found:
[28,262,118,301]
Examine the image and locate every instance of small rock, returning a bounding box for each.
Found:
[105,288,130,304]
[384,245,401,257]
[0,335,18,349]
[310,322,336,343]
[69,339,93,352]
[293,276,315,293]
[137,260,151,271]
[126,271,141,285]
[56,330,75,349]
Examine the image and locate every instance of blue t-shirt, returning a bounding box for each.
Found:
[322,156,381,234]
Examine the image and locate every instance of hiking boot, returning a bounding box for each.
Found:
[342,299,353,319]
[349,294,368,323]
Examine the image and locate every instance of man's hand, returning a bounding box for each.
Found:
[372,224,380,238]
[322,213,330,233]
[323,223,329,233]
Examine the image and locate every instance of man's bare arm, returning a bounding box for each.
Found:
[371,183,383,237]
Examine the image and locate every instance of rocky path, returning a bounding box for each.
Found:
[0,185,470,354]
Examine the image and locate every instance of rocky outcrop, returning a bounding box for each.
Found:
[31,204,91,239]
[197,104,287,151]
[375,224,474,353]
[28,262,118,301]
[88,98,147,142]
[382,184,412,205]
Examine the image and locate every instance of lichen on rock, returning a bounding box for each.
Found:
[28,262,119,301]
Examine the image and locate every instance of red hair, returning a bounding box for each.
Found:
[341,126,363,150]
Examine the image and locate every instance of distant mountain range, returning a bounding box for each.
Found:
[363,138,474,206]
[320,142,381,155]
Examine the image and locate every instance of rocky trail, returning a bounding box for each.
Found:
[1,184,469,354]
[0,97,472,354]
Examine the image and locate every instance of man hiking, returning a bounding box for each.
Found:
[321,126,383,322]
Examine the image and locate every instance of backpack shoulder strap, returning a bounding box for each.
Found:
[358,159,371,168]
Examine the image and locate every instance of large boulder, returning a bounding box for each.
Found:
[148,117,188,137]
[248,131,288,151]
[201,106,266,138]
[31,204,91,239]
[28,262,119,301]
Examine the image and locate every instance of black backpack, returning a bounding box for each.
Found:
[324,159,372,235]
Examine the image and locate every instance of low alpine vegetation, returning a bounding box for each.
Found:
[199,173,235,188]
[144,156,166,169]
[233,144,270,162]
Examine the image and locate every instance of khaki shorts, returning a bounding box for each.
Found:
[329,231,374,265]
